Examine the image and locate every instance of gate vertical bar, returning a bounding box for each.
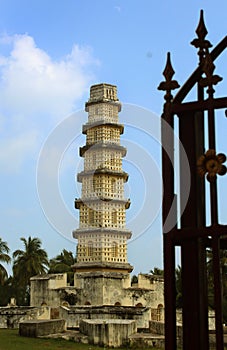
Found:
[159,52,179,349]
[179,110,209,349]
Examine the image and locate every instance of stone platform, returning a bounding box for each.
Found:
[19,319,66,337]
[41,329,165,348]
[80,319,136,348]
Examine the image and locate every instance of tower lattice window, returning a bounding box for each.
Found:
[112,242,118,257]
[112,211,117,225]
[87,241,93,256]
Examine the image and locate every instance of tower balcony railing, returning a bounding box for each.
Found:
[77,169,129,182]
[82,120,123,134]
[75,197,131,209]
[86,139,121,146]
[79,222,126,230]
[80,142,127,157]
[81,192,125,200]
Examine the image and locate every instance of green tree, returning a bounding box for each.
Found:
[0,238,11,285]
[131,275,138,285]
[150,267,164,276]
[48,249,76,285]
[13,236,49,304]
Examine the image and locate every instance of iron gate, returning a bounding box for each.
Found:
[159,10,227,349]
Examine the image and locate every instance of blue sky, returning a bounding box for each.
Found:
[0,1,227,276]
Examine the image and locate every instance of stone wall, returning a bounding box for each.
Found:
[30,273,68,307]
[176,309,216,330]
[149,310,216,348]
[0,306,50,329]
[138,273,164,290]
[73,271,164,309]
[60,305,151,329]
[149,320,182,347]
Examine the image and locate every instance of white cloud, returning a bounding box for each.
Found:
[0,34,99,118]
[0,33,99,174]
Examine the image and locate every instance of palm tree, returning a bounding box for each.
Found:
[49,249,76,285]
[13,236,49,289]
[0,238,11,285]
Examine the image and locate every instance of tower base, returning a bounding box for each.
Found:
[73,266,133,306]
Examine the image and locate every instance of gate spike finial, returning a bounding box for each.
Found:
[196,10,208,42]
[158,52,179,102]
[163,52,175,82]
[191,10,212,59]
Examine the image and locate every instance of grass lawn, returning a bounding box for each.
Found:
[0,328,166,350]
[0,329,129,350]
[0,329,162,350]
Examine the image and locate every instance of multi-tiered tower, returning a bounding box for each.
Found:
[73,84,133,283]
[31,83,164,311]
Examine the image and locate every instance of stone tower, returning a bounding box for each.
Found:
[72,84,133,304]
[73,83,133,276]
[30,83,164,312]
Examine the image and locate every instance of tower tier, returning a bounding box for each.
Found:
[73,228,132,272]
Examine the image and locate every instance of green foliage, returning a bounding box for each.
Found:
[0,277,12,306]
[12,236,49,305]
[131,275,138,284]
[13,236,49,283]
[0,238,11,285]
[0,276,29,306]
[48,249,76,286]
[150,267,164,276]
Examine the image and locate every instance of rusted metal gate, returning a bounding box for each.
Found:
[159,11,227,349]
